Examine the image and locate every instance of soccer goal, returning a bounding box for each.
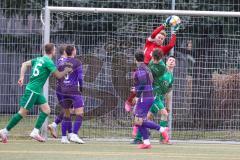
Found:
[41,6,240,141]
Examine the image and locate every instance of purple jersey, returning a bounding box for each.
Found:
[134,63,154,118]
[134,63,154,99]
[56,56,83,95]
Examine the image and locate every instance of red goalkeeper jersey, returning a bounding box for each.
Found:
[143,25,176,64]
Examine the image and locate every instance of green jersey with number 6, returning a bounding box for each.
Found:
[26,56,57,94]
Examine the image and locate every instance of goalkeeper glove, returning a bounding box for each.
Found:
[171,24,180,34]
[163,16,172,28]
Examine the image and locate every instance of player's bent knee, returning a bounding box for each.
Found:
[18,108,28,117]
[147,112,154,120]
[160,109,168,116]
[134,116,143,126]
[43,108,51,115]
[40,103,51,115]
[76,113,84,117]
[160,114,168,121]
[75,107,84,116]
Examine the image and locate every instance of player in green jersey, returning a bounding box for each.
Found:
[148,54,176,144]
[0,43,72,143]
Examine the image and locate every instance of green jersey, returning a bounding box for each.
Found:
[26,56,57,94]
[148,60,166,86]
[154,71,174,95]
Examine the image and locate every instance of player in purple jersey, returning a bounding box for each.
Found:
[48,44,74,139]
[132,53,169,149]
[56,45,84,144]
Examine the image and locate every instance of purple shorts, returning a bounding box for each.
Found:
[56,92,84,109]
[134,97,154,118]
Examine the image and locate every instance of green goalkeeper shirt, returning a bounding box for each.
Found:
[26,55,57,94]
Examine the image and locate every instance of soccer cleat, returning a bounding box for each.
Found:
[138,144,152,149]
[67,133,74,140]
[47,124,57,138]
[70,134,85,144]
[0,129,8,143]
[61,136,70,144]
[30,131,45,142]
[161,127,169,142]
[130,139,143,144]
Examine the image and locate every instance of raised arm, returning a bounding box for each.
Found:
[161,34,177,55]
[148,25,165,41]
[18,60,32,86]
[148,16,173,41]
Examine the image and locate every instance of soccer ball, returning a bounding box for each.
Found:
[169,15,181,27]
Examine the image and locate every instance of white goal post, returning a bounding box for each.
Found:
[47,7,240,17]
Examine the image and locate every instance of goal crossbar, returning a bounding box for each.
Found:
[47,6,240,17]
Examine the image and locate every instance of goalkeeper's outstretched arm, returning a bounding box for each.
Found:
[149,15,173,40]
[161,34,177,55]
[149,25,165,40]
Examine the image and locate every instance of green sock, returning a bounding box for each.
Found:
[35,111,48,129]
[159,121,168,141]
[135,129,142,141]
[6,113,23,131]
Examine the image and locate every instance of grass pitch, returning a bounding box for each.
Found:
[0,140,240,160]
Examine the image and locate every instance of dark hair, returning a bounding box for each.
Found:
[152,48,164,61]
[65,45,75,56]
[59,44,66,55]
[135,52,144,62]
[168,55,176,59]
[45,43,55,55]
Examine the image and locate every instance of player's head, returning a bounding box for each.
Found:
[45,43,56,57]
[59,44,66,56]
[135,52,144,63]
[152,48,164,62]
[65,45,76,57]
[166,56,176,70]
[155,30,166,45]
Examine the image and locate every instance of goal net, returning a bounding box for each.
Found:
[45,7,240,141]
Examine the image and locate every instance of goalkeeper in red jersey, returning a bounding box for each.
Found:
[143,17,178,65]
[125,16,180,113]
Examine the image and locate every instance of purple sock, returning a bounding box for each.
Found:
[67,115,72,133]
[142,120,160,131]
[138,126,149,140]
[73,115,83,134]
[68,113,75,133]
[55,112,64,125]
[62,117,71,136]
